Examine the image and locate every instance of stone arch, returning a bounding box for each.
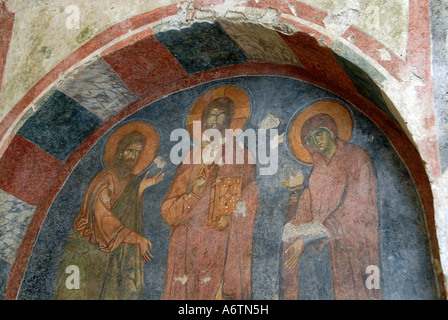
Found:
[0,2,444,299]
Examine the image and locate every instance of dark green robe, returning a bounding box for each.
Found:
[53,170,143,300]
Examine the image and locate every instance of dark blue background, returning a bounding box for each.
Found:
[17,76,439,300]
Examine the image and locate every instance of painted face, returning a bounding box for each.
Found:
[306,127,335,156]
[121,142,143,168]
[205,107,229,131]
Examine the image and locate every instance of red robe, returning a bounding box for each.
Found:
[73,168,135,251]
[53,168,144,300]
[161,143,258,300]
[282,138,381,300]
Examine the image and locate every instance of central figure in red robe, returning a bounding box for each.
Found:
[161,97,259,300]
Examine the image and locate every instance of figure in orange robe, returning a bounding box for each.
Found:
[53,130,163,300]
[161,98,259,300]
[282,113,381,300]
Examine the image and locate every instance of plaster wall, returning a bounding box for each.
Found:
[0,0,446,298]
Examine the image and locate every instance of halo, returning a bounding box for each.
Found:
[287,100,353,165]
[103,121,160,175]
[186,85,251,142]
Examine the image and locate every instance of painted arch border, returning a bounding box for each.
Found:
[0,4,443,300]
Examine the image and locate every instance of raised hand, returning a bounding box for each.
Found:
[139,170,165,197]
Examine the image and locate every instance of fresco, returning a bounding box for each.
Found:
[17,76,439,300]
[53,121,163,300]
[282,101,380,300]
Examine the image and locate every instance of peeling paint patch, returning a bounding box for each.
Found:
[175,274,189,285]
[259,113,280,130]
[154,156,166,169]
[298,0,409,59]
[270,132,285,149]
[235,201,247,218]
[378,48,392,61]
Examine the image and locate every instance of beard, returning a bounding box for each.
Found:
[205,122,228,137]
[112,157,137,179]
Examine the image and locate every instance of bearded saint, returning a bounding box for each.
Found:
[53,130,164,300]
[161,97,259,300]
[282,113,381,300]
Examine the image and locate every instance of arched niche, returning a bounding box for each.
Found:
[0,17,443,299]
[15,76,442,299]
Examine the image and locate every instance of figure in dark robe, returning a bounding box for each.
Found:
[282,113,381,300]
[53,130,164,300]
[161,98,259,300]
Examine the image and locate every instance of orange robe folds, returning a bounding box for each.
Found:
[161,144,258,300]
[53,168,144,300]
[282,138,381,300]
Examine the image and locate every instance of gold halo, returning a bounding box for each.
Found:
[103,121,160,175]
[186,85,251,142]
[287,100,353,165]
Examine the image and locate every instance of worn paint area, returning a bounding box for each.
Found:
[15,76,439,300]
[0,1,445,300]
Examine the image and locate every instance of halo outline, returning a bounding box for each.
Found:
[186,85,251,142]
[103,121,160,175]
[287,100,354,165]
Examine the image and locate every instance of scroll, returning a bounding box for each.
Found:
[209,175,243,225]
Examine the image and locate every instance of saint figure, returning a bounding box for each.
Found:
[161,95,259,300]
[53,123,164,300]
[282,111,381,300]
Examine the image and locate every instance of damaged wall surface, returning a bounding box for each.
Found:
[0,0,446,300]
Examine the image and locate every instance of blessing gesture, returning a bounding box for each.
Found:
[139,170,165,197]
